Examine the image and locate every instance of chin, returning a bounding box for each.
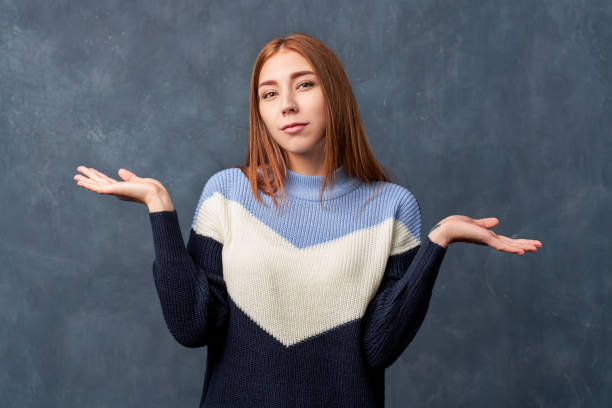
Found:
[285,141,322,154]
[274,131,325,155]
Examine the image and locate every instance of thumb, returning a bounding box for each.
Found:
[474,217,499,229]
[118,168,138,181]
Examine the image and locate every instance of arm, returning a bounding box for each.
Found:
[360,211,541,369]
[74,166,229,347]
[360,213,448,369]
[149,197,228,348]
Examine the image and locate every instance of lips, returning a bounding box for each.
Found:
[281,122,308,130]
[282,123,307,134]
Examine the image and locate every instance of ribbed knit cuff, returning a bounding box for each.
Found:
[149,210,188,263]
[422,234,448,254]
[410,235,448,293]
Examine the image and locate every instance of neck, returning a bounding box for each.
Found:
[284,164,361,201]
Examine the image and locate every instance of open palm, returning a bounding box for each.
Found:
[73,166,165,206]
[439,215,542,255]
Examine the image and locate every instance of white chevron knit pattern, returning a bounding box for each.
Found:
[193,192,420,347]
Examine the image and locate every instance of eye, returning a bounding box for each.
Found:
[261,81,315,100]
[298,81,314,89]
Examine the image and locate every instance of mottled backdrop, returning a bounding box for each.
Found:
[1,0,610,406]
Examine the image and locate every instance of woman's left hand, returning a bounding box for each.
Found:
[428,215,542,255]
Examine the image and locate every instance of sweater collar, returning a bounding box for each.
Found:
[284,164,361,201]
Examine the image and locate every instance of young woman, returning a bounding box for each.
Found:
[74,32,542,407]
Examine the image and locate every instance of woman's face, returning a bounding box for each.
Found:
[257,50,327,168]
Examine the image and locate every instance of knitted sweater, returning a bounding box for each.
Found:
[148,164,447,407]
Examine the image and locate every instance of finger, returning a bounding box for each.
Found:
[495,242,525,255]
[118,168,139,182]
[74,174,104,187]
[77,166,107,184]
[474,217,499,229]
[76,165,95,180]
[511,239,542,249]
[517,243,538,252]
[496,236,541,252]
[76,178,112,194]
[76,165,96,180]
[497,237,542,247]
[510,246,525,255]
[77,178,139,201]
[85,167,111,184]
[74,174,90,182]
[505,240,538,254]
[88,167,118,184]
[495,234,516,243]
[489,236,526,255]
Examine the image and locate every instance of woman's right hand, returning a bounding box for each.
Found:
[74,166,174,212]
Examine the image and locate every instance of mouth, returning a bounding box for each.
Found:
[282,123,308,134]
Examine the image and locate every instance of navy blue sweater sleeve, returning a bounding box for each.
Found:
[360,226,447,369]
[149,209,228,348]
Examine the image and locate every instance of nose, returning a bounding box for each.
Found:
[281,96,297,115]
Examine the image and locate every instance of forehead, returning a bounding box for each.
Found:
[259,50,315,80]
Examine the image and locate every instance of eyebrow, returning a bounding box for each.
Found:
[258,70,316,89]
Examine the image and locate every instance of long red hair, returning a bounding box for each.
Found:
[236,32,390,209]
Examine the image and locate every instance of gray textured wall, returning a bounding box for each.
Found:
[1,0,610,407]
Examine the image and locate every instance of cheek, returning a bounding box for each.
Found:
[304,94,326,120]
[258,106,272,126]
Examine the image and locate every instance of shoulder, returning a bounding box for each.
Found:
[388,182,422,225]
[192,167,242,212]
[198,167,247,199]
[191,167,245,237]
[374,181,422,245]
[371,181,421,220]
